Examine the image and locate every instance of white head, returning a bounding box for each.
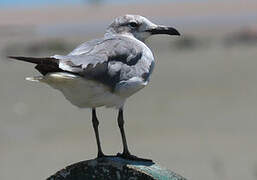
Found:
[106,14,180,42]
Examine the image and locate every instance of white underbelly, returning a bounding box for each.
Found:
[33,72,126,108]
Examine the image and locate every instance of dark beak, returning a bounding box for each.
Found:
[146,26,180,36]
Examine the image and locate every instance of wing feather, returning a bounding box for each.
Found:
[52,36,144,89]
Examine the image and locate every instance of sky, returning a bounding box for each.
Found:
[0,0,157,7]
[0,0,229,8]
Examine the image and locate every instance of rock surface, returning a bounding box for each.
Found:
[47,156,187,180]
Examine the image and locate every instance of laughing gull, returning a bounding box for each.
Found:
[9,15,180,161]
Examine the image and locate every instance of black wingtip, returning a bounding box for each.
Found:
[8,56,37,64]
[8,56,29,61]
[7,56,58,65]
[8,56,17,59]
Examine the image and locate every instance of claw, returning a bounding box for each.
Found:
[117,152,153,162]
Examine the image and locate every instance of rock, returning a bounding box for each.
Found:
[47,156,187,180]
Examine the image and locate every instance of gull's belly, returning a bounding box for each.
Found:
[38,72,126,108]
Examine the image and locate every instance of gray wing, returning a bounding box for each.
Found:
[52,36,145,89]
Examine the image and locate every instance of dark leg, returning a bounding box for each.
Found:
[117,108,152,162]
[117,109,130,155]
[92,108,105,158]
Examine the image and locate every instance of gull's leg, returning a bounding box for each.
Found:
[117,108,130,155]
[92,108,105,158]
[117,108,152,162]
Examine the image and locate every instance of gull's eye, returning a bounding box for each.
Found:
[128,22,138,28]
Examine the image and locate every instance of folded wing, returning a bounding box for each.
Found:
[9,36,145,90]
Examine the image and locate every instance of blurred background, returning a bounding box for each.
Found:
[1,0,257,179]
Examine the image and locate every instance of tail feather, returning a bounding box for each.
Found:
[25,76,43,82]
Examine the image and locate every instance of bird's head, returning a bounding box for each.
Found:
[106,14,180,42]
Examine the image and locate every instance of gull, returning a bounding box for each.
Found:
[9,15,180,161]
